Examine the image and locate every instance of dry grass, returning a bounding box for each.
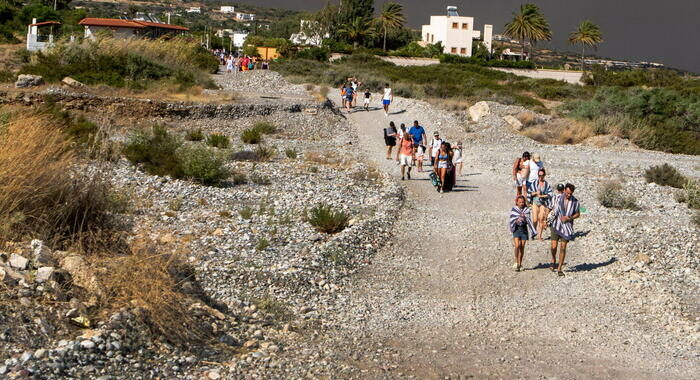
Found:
[428,98,473,112]
[0,115,117,249]
[98,242,212,345]
[522,118,594,145]
[516,111,537,127]
[304,151,352,168]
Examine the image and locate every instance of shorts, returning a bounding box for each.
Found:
[363,98,370,104]
[533,197,548,207]
[551,229,570,242]
[382,99,391,105]
[345,96,354,102]
[437,161,449,169]
[514,173,526,187]
[399,154,413,166]
[513,225,529,240]
[384,137,396,146]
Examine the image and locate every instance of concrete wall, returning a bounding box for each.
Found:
[85,26,138,39]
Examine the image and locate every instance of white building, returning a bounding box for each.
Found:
[232,32,248,48]
[235,12,255,21]
[186,7,201,14]
[290,20,328,47]
[221,6,235,14]
[26,19,59,52]
[421,6,493,57]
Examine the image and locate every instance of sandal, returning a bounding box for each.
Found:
[550,263,556,272]
[557,271,565,277]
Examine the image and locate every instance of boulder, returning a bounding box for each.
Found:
[61,77,85,88]
[504,115,524,131]
[35,267,56,283]
[31,239,54,266]
[60,255,100,293]
[9,253,29,270]
[0,265,25,284]
[468,101,490,122]
[15,74,44,88]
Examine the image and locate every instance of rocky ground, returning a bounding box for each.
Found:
[1,69,699,379]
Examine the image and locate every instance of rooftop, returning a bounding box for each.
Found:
[78,18,189,31]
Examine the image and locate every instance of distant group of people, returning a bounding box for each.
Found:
[509,151,581,276]
[384,120,463,194]
[224,55,270,73]
[341,82,395,115]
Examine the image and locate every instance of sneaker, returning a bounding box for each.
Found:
[440,189,444,193]
[407,172,411,180]
[512,263,519,271]
[401,176,405,181]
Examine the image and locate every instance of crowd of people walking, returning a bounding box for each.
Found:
[509,151,581,276]
[213,49,270,73]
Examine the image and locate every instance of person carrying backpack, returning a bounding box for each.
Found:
[384,121,398,160]
[428,131,443,167]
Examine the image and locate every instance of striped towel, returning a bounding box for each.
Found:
[551,195,580,241]
[528,180,554,208]
[509,206,537,239]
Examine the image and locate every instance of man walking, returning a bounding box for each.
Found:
[550,183,581,276]
[408,121,426,166]
[396,130,414,180]
[382,83,393,116]
[344,83,355,113]
[428,131,443,167]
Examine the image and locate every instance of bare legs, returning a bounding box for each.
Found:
[386,146,393,160]
[457,162,463,176]
[513,238,526,271]
[550,239,568,274]
[437,167,447,192]
[536,206,549,241]
[400,165,411,180]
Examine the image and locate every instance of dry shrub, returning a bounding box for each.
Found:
[516,111,537,127]
[522,118,593,145]
[0,116,118,248]
[99,243,211,345]
[305,151,351,168]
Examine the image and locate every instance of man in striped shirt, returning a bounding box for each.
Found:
[550,183,581,276]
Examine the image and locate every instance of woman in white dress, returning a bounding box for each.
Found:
[453,141,464,176]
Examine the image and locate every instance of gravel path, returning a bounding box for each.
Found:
[318,95,699,379]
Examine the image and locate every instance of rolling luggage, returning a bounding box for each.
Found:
[443,166,456,192]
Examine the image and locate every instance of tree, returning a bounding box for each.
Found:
[339,0,374,26]
[503,3,552,61]
[376,2,405,51]
[569,20,603,71]
[314,1,339,37]
[337,16,376,49]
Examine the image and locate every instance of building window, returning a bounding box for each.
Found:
[452,23,458,29]
[460,48,467,54]
[431,34,434,43]
[462,23,469,29]
[451,47,457,54]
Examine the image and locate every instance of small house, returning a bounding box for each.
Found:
[421,6,493,57]
[78,18,189,39]
[26,18,60,52]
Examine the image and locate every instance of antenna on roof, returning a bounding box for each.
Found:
[447,6,459,17]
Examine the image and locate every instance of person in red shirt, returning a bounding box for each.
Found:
[395,131,414,181]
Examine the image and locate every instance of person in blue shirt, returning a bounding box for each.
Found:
[408,120,426,164]
[344,83,355,112]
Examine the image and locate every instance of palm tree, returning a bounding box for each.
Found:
[504,3,552,61]
[338,16,376,49]
[569,20,603,71]
[376,2,405,51]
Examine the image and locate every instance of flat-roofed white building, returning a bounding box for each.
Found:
[235,12,255,21]
[221,6,235,14]
[421,6,493,57]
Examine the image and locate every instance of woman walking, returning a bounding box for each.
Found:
[528,168,553,240]
[384,121,398,160]
[453,141,464,176]
[226,55,234,73]
[433,142,452,193]
[512,152,531,197]
[509,195,537,271]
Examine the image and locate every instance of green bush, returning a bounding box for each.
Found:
[123,125,183,178]
[255,146,275,161]
[253,120,278,135]
[185,129,204,141]
[239,206,253,219]
[241,128,262,144]
[692,212,700,228]
[598,181,641,210]
[685,181,700,209]
[178,146,229,186]
[439,54,536,69]
[307,204,349,234]
[285,148,298,159]
[232,172,248,185]
[295,47,331,62]
[644,164,688,188]
[0,70,15,83]
[582,65,683,87]
[256,237,270,251]
[206,133,230,149]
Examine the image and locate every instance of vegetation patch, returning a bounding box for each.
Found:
[206,133,230,149]
[644,164,688,188]
[185,129,205,142]
[241,128,262,144]
[597,180,641,210]
[307,204,350,234]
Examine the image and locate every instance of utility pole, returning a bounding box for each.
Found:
[167,12,171,25]
[54,0,57,11]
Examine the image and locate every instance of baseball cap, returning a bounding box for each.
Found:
[434,131,439,136]
[556,183,565,191]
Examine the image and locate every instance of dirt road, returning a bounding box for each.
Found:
[327,96,698,379]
